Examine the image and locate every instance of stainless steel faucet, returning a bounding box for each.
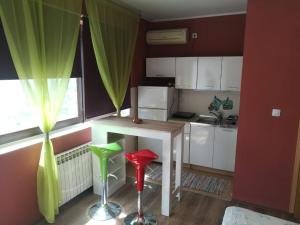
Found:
[209,111,224,124]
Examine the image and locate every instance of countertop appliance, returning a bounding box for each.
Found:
[138,86,178,162]
[172,111,195,119]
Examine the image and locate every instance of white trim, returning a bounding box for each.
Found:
[149,11,246,22]
[0,122,91,155]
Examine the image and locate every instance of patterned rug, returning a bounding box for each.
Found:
[144,163,232,201]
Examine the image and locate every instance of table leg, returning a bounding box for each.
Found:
[175,129,183,200]
[161,135,173,216]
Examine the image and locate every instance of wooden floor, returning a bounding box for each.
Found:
[37,178,300,225]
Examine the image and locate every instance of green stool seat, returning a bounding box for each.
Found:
[90,143,122,182]
[89,142,122,221]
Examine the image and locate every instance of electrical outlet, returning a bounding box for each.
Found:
[192,33,198,39]
[272,108,281,117]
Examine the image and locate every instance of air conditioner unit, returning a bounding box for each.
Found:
[146,28,188,45]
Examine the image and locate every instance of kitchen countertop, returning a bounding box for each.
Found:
[168,115,238,129]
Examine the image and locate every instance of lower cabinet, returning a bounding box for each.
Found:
[190,124,237,172]
[213,127,237,172]
[190,124,215,168]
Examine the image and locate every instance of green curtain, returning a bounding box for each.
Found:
[85,0,139,115]
[0,0,82,223]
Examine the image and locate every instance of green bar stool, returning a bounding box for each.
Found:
[89,142,122,221]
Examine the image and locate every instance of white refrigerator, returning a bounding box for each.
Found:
[138,86,178,162]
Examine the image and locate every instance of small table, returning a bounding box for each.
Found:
[91,116,184,217]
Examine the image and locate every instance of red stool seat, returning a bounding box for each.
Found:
[124,149,158,225]
[125,149,158,192]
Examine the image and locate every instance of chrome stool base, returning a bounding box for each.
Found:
[124,212,157,225]
[89,202,121,221]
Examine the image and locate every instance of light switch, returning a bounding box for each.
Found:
[192,33,198,39]
[272,109,281,117]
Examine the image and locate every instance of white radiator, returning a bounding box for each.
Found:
[56,143,92,206]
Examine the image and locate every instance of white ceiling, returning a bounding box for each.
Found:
[119,0,247,21]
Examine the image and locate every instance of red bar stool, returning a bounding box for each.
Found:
[124,149,158,225]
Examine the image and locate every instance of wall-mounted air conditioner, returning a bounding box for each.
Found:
[146,28,188,45]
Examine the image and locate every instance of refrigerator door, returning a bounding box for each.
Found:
[138,108,168,121]
[138,86,168,109]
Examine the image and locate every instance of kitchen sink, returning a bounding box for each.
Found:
[196,116,218,125]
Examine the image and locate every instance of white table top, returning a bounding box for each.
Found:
[93,116,184,137]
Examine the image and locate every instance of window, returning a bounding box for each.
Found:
[0,78,82,144]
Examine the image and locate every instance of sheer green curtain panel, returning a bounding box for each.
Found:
[0,0,82,223]
[85,0,139,115]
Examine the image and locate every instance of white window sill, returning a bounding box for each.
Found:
[0,122,91,155]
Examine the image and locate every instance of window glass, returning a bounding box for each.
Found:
[0,78,78,135]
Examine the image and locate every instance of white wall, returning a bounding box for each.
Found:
[178,90,240,117]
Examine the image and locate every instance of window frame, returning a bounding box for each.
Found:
[0,77,84,145]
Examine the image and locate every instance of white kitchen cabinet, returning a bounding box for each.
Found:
[221,56,243,91]
[197,57,222,90]
[213,127,237,172]
[190,123,214,167]
[175,57,198,89]
[146,57,175,77]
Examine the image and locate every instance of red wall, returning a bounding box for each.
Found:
[233,0,300,211]
[147,14,246,57]
[0,129,91,225]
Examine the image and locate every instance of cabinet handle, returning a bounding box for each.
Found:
[155,74,164,77]
[204,85,214,87]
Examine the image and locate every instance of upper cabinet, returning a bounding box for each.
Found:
[146,57,175,77]
[175,57,198,89]
[197,57,222,90]
[145,56,243,92]
[221,56,243,91]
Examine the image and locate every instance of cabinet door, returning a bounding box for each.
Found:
[213,127,237,172]
[221,56,243,91]
[146,57,175,77]
[197,57,222,90]
[190,124,214,167]
[175,57,198,89]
